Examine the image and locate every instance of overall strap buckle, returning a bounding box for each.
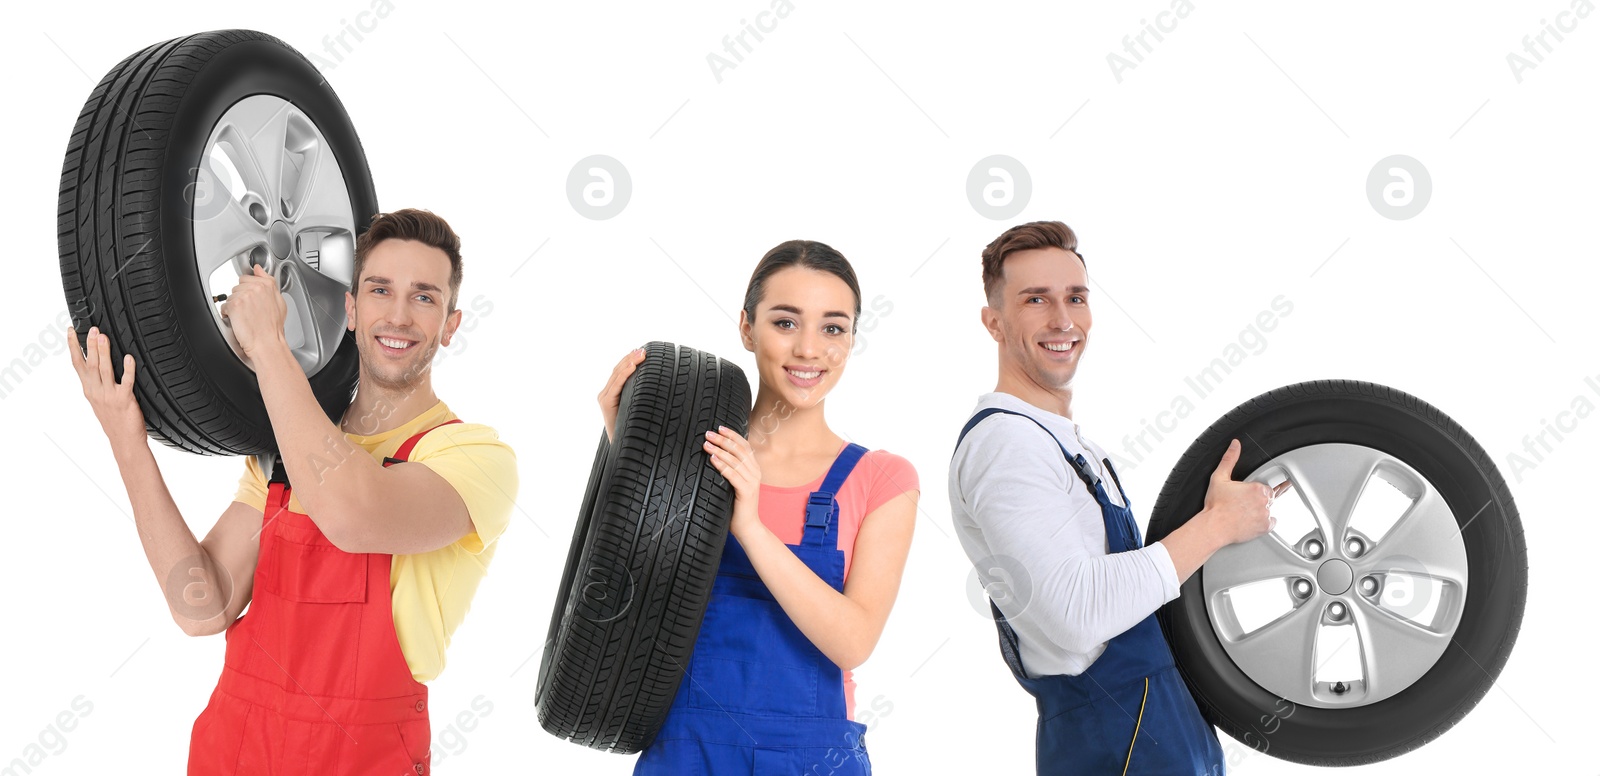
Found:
[267,453,288,486]
[262,453,290,516]
[801,443,870,544]
[1070,452,1102,491]
[805,491,837,530]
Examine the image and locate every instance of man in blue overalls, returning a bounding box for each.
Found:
[947,221,1287,774]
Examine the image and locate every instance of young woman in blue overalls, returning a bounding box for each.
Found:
[598,240,921,774]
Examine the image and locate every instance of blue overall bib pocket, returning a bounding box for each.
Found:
[687,593,821,717]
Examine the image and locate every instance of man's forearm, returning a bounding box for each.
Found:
[1157,509,1228,584]
[251,337,380,536]
[108,436,218,634]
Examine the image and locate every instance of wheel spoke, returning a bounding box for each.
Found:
[1218,598,1320,700]
[280,255,349,375]
[282,113,352,234]
[1276,444,1387,541]
[194,201,266,276]
[292,226,357,286]
[1352,599,1450,699]
[1364,487,1470,587]
[249,102,295,219]
[277,110,317,221]
[1203,533,1308,592]
[212,120,276,209]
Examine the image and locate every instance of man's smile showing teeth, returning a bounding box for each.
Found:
[377,336,416,352]
[1040,340,1078,354]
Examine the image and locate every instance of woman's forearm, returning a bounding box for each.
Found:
[732,521,879,671]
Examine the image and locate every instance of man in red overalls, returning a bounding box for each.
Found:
[67,209,516,774]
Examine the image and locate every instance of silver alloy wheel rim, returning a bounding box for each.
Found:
[1203,443,1469,708]
[192,94,355,376]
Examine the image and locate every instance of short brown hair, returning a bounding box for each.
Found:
[353,209,464,313]
[981,221,1082,307]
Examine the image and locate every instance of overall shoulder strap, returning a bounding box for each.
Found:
[1102,455,1129,501]
[990,600,1033,684]
[385,419,465,465]
[954,407,1103,492]
[952,407,1012,456]
[264,452,290,516]
[267,452,287,487]
[802,442,870,546]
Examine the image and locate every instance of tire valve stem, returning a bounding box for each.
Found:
[213,293,228,303]
[1333,681,1348,695]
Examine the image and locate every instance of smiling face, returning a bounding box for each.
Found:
[342,238,462,392]
[982,245,1092,395]
[740,265,857,411]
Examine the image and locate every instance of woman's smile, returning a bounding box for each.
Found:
[783,364,826,387]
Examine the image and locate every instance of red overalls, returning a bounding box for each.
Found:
[188,420,462,775]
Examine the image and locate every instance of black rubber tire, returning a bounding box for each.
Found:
[57,29,371,455]
[1146,380,1527,766]
[536,340,752,754]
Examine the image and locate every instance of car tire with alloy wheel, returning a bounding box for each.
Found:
[1147,379,1527,765]
[58,29,374,455]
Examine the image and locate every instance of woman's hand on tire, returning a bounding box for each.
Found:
[1201,438,1289,546]
[598,348,646,442]
[67,325,145,449]
[704,426,762,537]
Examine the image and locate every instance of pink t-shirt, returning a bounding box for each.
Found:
[756,441,919,718]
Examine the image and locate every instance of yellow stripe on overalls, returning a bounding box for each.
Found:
[1121,677,1150,776]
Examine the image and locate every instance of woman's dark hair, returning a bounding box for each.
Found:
[741,240,862,332]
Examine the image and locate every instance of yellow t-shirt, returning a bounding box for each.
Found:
[233,400,517,682]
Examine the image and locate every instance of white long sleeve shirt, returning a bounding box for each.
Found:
[948,392,1180,678]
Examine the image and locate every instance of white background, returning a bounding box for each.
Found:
[2,1,1595,772]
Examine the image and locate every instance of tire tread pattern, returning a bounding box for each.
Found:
[536,341,752,753]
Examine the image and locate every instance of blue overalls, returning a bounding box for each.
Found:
[635,442,874,775]
[956,408,1225,775]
